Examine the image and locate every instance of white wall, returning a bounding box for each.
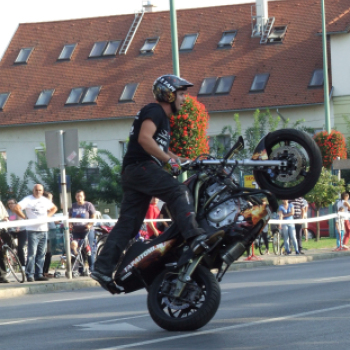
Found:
[331,33,350,97]
[0,102,331,181]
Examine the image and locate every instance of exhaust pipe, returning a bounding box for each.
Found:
[221,242,246,265]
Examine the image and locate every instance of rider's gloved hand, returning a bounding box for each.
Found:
[166,158,181,176]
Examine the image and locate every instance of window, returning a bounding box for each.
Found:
[215,76,235,94]
[89,40,121,58]
[0,150,7,173]
[119,141,128,158]
[180,33,198,51]
[65,86,101,105]
[140,37,159,54]
[35,148,46,171]
[198,77,217,95]
[309,69,324,87]
[218,31,237,48]
[81,86,101,104]
[268,26,287,43]
[58,44,77,60]
[209,135,231,157]
[35,89,55,107]
[119,83,138,102]
[14,47,34,64]
[0,93,10,111]
[250,73,270,92]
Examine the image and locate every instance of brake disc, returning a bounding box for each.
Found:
[270,145,305,182]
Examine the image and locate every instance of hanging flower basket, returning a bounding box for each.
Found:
[169,95,209,158]
[313,130,347,169]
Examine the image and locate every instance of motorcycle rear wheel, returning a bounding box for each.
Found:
[147,265,221,331]
[253,129,322,199]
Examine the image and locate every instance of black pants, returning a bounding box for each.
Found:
[0,250,7,278]
[295,224,303,251]
[95,161,205,276]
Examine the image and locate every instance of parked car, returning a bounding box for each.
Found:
[305,204,330,239]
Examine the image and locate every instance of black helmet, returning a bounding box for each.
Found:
[152,74,193,103]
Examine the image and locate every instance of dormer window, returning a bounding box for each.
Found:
[218,31,237,48]
[35,89,55,107]
[198,77,217,95]
[198,76,235,96]
[89,40,121,58]
[268,26,287,43]
[14,47,34,64]
[309,69,324,87]
[58,44,77,60]
[215,76,235,94]
[65,86,101,105]
[0,93,10,111]
[140,37,159,54]
[119,83,138,102]
[180,33,198,51]
[250,73,269,92]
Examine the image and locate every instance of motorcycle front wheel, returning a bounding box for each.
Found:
[253,129,322,199]
[147,265,221,331]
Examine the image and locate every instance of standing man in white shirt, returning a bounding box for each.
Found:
[13,184,57,282]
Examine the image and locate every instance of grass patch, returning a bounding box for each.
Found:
[303,237,337,250]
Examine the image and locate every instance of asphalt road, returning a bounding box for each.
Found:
[2,257,350,350]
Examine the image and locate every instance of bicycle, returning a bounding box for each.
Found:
[0,229,25,283]
[258,226,281,255]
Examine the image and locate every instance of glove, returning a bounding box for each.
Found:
[165,158,181,176]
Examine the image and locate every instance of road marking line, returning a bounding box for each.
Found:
[43,295,109,303]
[95,303,350,350]
[0,318,39,326]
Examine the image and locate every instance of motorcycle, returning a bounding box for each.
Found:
[109,129,322,331]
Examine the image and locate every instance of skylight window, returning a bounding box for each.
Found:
[218,31,237,48]
[309,69,324,87]
[82,86,101,103]
[14,47,34,64]
[58,44,77,60]
[268,26,287,43]
[0,93,10,111]
[140,37,159,54]
[35,89,55,107]
[215,76,235,94]
[180,34,198,51]
[65,86,101,105]
[198,77,217,95]
[89,40,121,58]
[250,73,270,92]
[119,83,138,102]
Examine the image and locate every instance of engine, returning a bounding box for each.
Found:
[205,182,244,229]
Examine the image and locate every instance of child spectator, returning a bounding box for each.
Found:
[335,206,346,249]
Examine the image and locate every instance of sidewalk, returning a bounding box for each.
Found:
[1,248,350,300]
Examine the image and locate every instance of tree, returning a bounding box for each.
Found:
[304,168,349,241]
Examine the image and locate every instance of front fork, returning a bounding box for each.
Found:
[172,255,203,298]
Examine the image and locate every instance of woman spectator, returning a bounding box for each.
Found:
[337,192,350,248]
[278,199,299,255]
[6,198,27,271]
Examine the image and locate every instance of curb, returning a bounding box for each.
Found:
[0,278,99,300]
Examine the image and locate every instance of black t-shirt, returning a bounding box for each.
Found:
[123,103,170,169]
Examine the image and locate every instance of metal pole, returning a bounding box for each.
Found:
[58,130,72,279]
[321,0,331,133]
[169,0,180,76]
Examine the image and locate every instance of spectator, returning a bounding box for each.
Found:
[12,184,57,282]
[69,190,96,274]
[302,199,309,241]
[0,201,10,283]
[6,198,27,271]
[278,199,299,255]
[337,192,350,247]
[288,197,306,254]
[144,197,161,239]
[42,191,55,278]
[335,206,345,249]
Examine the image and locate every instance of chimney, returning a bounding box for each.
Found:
[256,0,269,27]
[143,1,156,13]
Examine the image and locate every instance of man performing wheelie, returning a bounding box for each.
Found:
[91,75,222,294]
